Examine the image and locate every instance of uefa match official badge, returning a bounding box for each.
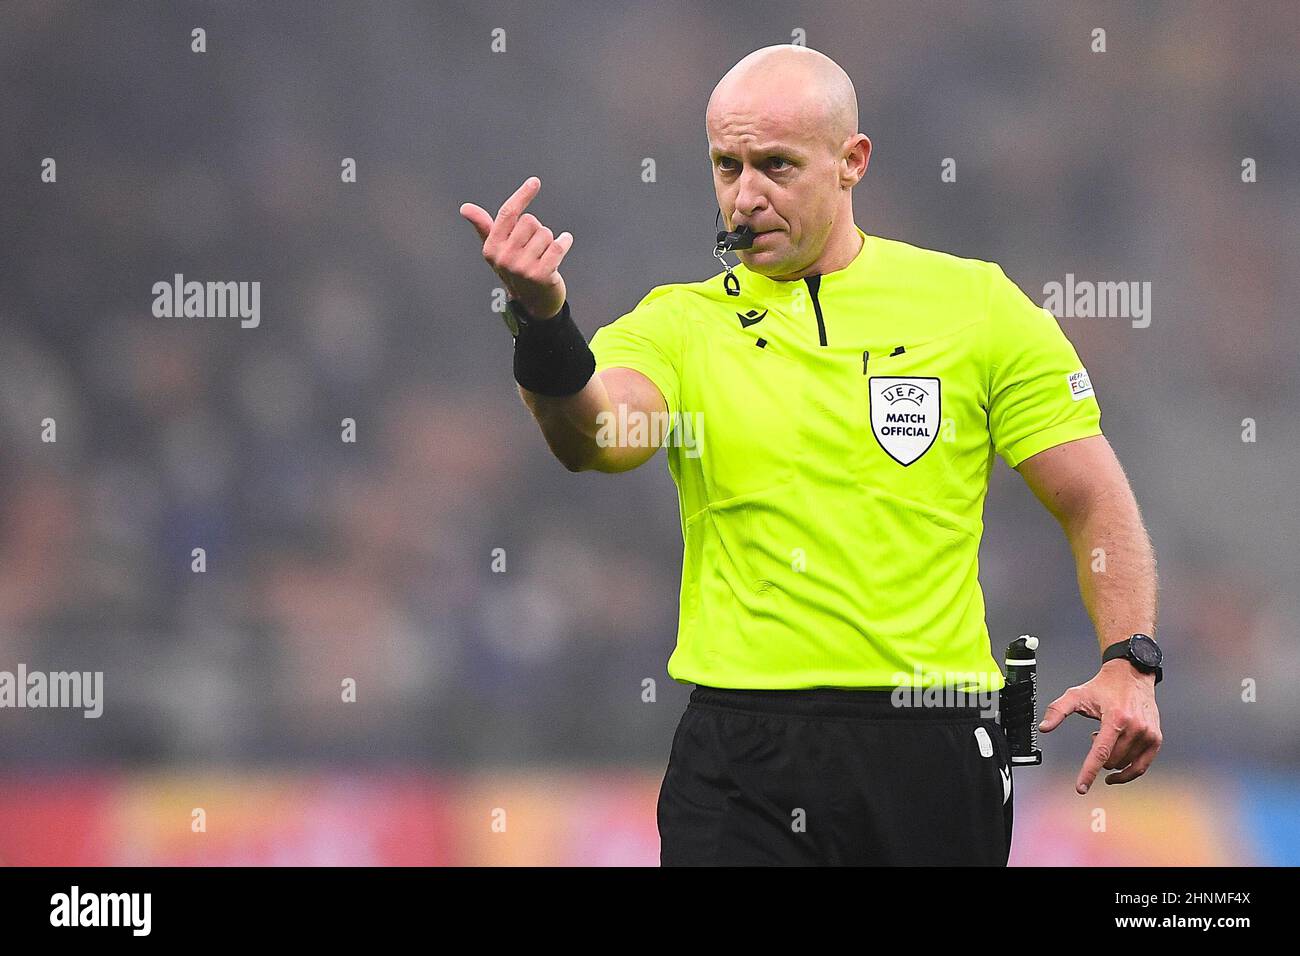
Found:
[869,376,941,466]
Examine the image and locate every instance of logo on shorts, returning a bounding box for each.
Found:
[869,376,941,466]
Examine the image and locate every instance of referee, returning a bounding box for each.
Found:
[460,44,1163,866]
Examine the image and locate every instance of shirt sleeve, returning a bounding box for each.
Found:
[588,286,684,423]
[984,263,1103,468]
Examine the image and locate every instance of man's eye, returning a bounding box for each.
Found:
[716,157,788,171]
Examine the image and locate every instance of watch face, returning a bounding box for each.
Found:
[1130,634,1162,667]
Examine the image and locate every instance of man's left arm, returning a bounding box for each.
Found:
[1016,433,1163,794]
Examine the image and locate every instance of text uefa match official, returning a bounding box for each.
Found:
[460,44,1163,866]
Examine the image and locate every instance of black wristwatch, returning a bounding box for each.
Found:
[1102,634,1163,684]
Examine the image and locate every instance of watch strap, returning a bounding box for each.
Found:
[1102,637,1163,685]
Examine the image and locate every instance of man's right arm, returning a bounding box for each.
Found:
[518,366,668,473]
[458,177,672,473]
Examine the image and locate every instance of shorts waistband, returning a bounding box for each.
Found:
[688,684,992,720]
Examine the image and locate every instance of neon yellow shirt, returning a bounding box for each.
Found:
[588,227,1102,690]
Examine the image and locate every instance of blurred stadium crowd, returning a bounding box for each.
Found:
[1,1,1297,780]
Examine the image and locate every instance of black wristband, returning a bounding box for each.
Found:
[512,300,596,397]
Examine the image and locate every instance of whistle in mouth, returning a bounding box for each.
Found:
[715,224,756,252]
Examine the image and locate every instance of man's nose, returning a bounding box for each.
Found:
[734,167,769,217]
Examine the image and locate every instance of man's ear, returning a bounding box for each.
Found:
[844,134,871,186]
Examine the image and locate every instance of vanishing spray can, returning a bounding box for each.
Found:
[1002,635,1043,766]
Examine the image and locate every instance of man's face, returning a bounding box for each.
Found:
[708,100,842,279]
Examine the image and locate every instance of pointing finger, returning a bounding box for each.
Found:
[491,176,541,244]
[1077,719,1122,794]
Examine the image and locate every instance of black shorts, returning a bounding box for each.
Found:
[657,685,1015,866]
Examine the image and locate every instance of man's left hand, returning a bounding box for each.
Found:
[1038,660,1163,794]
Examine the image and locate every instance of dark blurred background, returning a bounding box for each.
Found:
[0,1,1297,864]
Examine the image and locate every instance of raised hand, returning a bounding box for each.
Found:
[460,176,573,320]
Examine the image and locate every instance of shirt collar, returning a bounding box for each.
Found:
[731,225,874,297]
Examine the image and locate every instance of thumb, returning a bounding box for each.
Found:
[1039,689,1079,733]
[459,202,493,242]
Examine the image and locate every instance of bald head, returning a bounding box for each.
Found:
[705,45,871,280]
[707,45,857,155]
